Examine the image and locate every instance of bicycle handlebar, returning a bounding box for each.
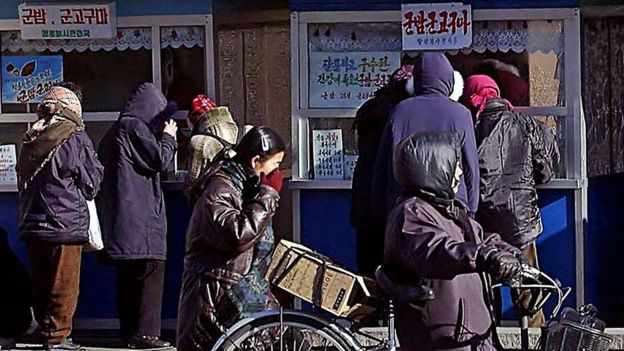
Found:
[495,264,572,320]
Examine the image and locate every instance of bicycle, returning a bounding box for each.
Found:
[209,264,573,351]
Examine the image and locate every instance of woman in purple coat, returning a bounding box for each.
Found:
[384,132,524,351]
[18,86,103,351]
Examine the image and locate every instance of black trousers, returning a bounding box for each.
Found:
[115,260,165,337]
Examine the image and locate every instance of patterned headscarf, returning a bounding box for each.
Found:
[37,86,83,127]
[18,86,84,189]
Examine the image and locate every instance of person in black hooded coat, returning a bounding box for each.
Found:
[384,132,524,351]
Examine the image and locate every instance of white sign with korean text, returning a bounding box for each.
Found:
[309,51,401,108]
[312,129,344,180]
[19,3,117,40]
[0,145,17,185]
[344,155,358,181]
[402,3,473,50]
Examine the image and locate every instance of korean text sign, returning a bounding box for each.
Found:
[19,3,117,40]
[309,51,401,108]
[402,3,473,50]
[0,145,17,185]
[312,129,344,180]
[1,56,64,104]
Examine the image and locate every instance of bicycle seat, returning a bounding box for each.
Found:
[375,266,435,303]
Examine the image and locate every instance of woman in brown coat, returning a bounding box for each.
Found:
[177,126,285,351]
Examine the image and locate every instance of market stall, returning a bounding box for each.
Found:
[288,0,584,319]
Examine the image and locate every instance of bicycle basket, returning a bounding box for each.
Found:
[543,307,612,351]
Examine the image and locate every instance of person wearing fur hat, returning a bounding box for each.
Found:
[17,86,103,351]
[185,95,239,200]
[460,74,559,327]
[352,64,464,278]
[97,83,178,349]
[372,52,480,219]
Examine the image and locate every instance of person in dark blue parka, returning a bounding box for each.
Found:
[97,83,177,349]
[372,52,479,217]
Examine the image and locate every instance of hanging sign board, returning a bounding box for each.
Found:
[401,3,473,50]
[19,3,117,40]
[312,129,344,180]
[0,145,17,185]
[309,51,401,108]
[1,55,64,104]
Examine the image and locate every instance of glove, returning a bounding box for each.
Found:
[261,168,283,193]
[476,245,522,284]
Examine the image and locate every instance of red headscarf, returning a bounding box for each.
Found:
[188,94,218,126]
[460,75,513,118]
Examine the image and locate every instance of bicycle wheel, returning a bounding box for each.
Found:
[213,310,358,351]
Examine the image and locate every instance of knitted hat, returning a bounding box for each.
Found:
[188,94,218,127]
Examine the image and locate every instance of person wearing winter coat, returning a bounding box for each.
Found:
[460,75,560,327]
[372,52,479,218]
[17,86,103,351]
[352,66,465,278]
[97,83,178,349]
[384,132,524,351]
[177,126,285,351]
[350,64,413,278]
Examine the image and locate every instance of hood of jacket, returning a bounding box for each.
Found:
[393,132,463,201]
[411,52,455,97]
[119,83,168,124]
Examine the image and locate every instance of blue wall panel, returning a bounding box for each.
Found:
[290,0,579,11]
[0,190,190,320]
[587,175,624,326]
[0,0,213,20]
[300,190,357,271]
[0,172,621,323]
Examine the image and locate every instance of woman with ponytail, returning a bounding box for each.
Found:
[177,126,285,351]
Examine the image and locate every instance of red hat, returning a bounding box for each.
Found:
[188,94,218,126]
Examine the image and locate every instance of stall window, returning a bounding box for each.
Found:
[161,26,206,111]
[160,26,206,172]
[306,22,400,179]
[0,29,153,113]
[446,20,564,107]
[302,19,568,180]
[0,123,27,154]
[84,121,114,149]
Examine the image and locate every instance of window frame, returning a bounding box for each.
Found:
[290,9,582,188]
[0,14,216,122]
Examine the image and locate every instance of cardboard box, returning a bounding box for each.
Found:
[265,240,384,320]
